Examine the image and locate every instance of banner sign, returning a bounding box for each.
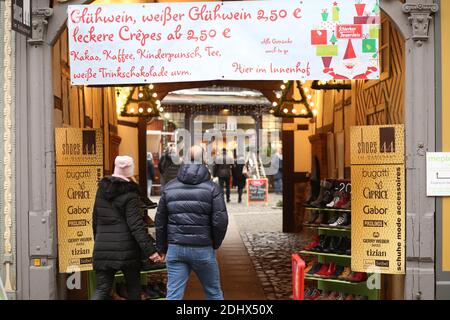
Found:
[247,178,269,205]
[426,152,450,196]
[67,0,380,85]
[350,125,405,274]
[55,128,103,273]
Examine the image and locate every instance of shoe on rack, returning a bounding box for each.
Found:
[335,237,351,255]
[306,210,320,224]
[315,290,331,300]
[329,214,345,228]
[304,287,314,299]
[355,295,368,300]
[303,179,321,206]
[335,190,351,208]
[310,180,333,207]
[111,290,126,300]
[308,288,322,300]
[116,283,128,299]
[323,236,338,253]
[336,292,346,300]
[306,262,323,275]
[322,262,336,278]
[327,291,340,300]
[326,212,339,225]
[310,235,331,252]
[304,260,316,273]
[341,198,352,210]
[303,235,321,251]
[345,294,355,300]
[144,284,161,299]
[329,265,344,279]
[313,212,327,225]
[348,272,367,283]
[313,263,330,277]
[328,236,344,254]
[337,266,352,280]
[345,237,351,255]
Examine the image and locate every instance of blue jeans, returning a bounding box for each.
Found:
[274,178,283,193]
[166,244,223,300]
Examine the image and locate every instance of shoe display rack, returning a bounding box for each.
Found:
[298,179,380,300]
[87,204,167,300]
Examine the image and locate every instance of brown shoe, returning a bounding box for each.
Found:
[337,266,352,280]
[304,260,316,273]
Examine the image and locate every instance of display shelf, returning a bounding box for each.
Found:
[304,206,351,212]
[304,275,363,285]
[300,250,351,258]
[115,268,167,278]
[303,224,351,232]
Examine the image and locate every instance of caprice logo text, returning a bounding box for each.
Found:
[168,128,281,176]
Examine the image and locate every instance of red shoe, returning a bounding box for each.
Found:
[345,294,354,300]
[322,262,336,278]
[348,272,367,282]
[313,263,330,277]
[308,288,322,300]
[303,235,321,251]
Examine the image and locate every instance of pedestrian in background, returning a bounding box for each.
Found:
[232,150,248,203]
[155,145,228,300]
[147,153,155,197]
[213,148,233,203]
[158,143,180,190]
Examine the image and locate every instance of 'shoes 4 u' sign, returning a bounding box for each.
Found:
[68,0,380,85]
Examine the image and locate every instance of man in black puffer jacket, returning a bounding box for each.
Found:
[155,145,228,300]
[92,156,160,300]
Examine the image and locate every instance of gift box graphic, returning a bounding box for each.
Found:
[354,15,380,24]
[316,45,338,56]
[362,39,377,53]
[311,30,328,45]
[369,25,380,38]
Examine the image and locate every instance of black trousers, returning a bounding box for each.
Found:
[237,186,244,202]
[219,177,230,200]
[92,267,141,300]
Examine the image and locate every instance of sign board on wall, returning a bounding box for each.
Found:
[350,125,405,274]
[426,152,450,196]
[247,178,269,205]
[12,0,32,37]
[68,0,380,85]
[55,128,103,273]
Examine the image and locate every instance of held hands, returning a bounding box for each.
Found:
[149,252,166,263]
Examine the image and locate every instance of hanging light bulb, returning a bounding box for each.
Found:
[301,109,307,114]
[304,88,310,93]
[156,100,161,105]
[138,107,144,113]
[280,84,286,90]
[159,107,164,112]
[152,93,158,98]
[312,109,318,116]
[272,101,278,107]
[147,108,152,113]
[164,113,170,119]
[310,102,315,107]
[269,109,274,114]
[276,93,281,99]
[300,80,306,85]
[292,108,297,114]
[283,108,288,113]
[283,80,289,84]
[138,92,144,98]
[149,84,154,90]
[130,107,135,113]
[307,94,312,100]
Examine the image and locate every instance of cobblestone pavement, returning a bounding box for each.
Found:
[240,232,309,300]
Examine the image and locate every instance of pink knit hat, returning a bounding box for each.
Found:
[112,155,135,181]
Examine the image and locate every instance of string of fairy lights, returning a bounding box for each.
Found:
[115,80,338,119]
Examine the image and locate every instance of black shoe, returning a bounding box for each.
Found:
[322,236,337,253]
[337,237,351,255]
[328,236,344,254]
[311,235,331,253]
[311,180,333,207]
[327,212,339,225]
[303,179,321,206]
[227,198,231,203]
[144,285,161,299]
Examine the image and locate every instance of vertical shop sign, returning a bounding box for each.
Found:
[12,0,32,37]
[350,125,405,274]
[55,128,103,273]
